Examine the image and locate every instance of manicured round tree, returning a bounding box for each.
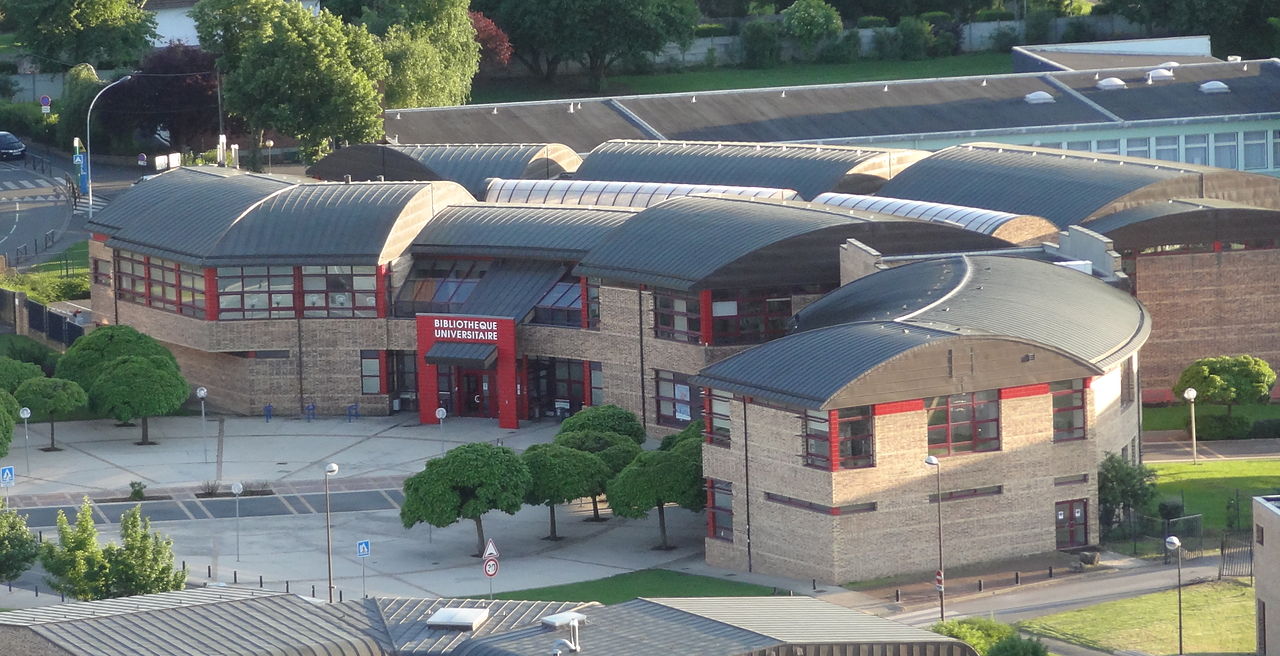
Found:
[556,404,646,444]
[401,442,531,557]
[522,443,611,540]
[1173,354,1276,417]
[55,325,176,391]
[14,377,87,451]
[89,356,189,446]
[605,448,703,550]
[0,357,44,393]
[553,429,642,520]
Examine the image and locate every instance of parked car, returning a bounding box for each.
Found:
[0,132,26,160]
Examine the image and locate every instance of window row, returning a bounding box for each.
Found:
[652,284,833,346]
[532,276,600,329]
[1039,129,1280,171]
[764,492,877,515]
[116,251,206,318]
[216,265,378,319]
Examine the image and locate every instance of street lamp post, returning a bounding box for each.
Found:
[324,462,339,602]
[1182,387,1198,465]
[1166,535,1184,655]
[86,75,132,220]
[924,454,944,622]
[231,481,243,561]
[264,139,274,173]
[19,407,30,476]
[196,386,208,464]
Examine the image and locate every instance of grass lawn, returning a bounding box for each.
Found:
[30,241,89,277]
[471,52,1011,104]
[1020,579,1255,656]
[1143,402,1280,431]
[485,569,777,605]
[1150,459,1280,531]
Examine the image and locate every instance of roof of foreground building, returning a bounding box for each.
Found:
[306,143,582,197]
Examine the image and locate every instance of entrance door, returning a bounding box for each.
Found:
[1056,499,1088,549]
[459,370,495,417]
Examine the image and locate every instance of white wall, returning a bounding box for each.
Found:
[150,1,321,46]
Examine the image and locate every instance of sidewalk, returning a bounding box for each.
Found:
[1142,431,1280,462]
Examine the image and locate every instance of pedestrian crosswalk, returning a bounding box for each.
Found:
[0,194,62,204]
[0,179,40,190]
[74,196,110,216]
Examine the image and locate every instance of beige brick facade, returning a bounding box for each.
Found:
[1256,497,1280,656]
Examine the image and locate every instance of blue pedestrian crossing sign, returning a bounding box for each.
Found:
[0,466,14,488]
[356,539,371,558]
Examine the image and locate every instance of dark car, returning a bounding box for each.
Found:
[0,132,25,160]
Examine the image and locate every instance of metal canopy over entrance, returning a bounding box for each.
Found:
[424,342,498,369]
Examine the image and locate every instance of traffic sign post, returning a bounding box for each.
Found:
[72,154,88,195]
[356,540,371,598]
[435,407,447,429]
[934,570,944,592]
[39,96,50,115]
[482,538,500,598]
[19,407,30,476]
[0,465,14,501]
[482,538,499,559]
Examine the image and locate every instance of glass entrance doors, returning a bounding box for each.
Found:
[1055,498,1088,549]
[459,369,495,418]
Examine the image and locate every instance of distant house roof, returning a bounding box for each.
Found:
[483,178,798,207]
[412,204,637,261]
[453,596,975,656]
[693,255,1149,409]
[1012,37,1220,72]
[306,144,582,197]
[812,192,1057,245]
[573,195,1010,291]
[573,140,928,199]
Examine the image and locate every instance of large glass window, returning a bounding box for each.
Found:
[115,251,147,305]
[1124,137,1150,158]
[360,350,382,394]
[802,407,873,469]
[1051,379,1086,442]
[708,479,733,542]
[1095,139,1120,154]
[1183,134,1208,165]
[802,409,831,469]
[116,251,206,318]
[91,258,111,286]
[709,288,792,345]
[302,265,377,318]
[1243,131,1268,170]
[589,361,604,406]
[653,290,701,343]
[656,370,699,427]
[1274,130,1280,171]
[397,259,489,315]
[532,275,598,329]
[1066,140,1091,151]
[927,391,1000,456]
[1213,132,1239,169]
[527,357,587,419]
[218,266,293,320]
[1155,135,1180,161]
[705,390,731,447]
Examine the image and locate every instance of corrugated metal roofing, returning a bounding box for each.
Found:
[483,178,798,207]
[0,588,283,626]
[457,260,566,318]
[1085,197,1273,234]
[814,192,1028,235]
[875,143,1199,227]
[413,204,636,260]
[306,143,582,197]
[573,194,1008,290]
[574,140,915,199]
[646,596,964,643]
[1082,198,1280,251]
[388,100,651,152]
[425,342,498,368]
[1055,59,1280,121]
[366,597,592,655]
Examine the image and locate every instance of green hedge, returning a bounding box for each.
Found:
[1189,414,1251,440]
[1248,418,1280,438]
[975,8,1016,21]
[741,19,782,68]
[0,102,57,143]
[856,15,889,28]
[695,23,732,37]
[919,11,952,25]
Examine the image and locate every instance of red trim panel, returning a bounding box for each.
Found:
[699,289,713,346]
[873,399,925,415]
[204,268,219,321]
[1000,383,1050,400]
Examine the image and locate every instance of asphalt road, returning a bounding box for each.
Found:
[0,160,73,266]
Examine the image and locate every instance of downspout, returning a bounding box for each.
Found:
[637,286,648,431]
[742,397,753,572]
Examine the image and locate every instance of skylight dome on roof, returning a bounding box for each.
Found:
[1198,80,1230,94]
[1096,77,1126,91]
[1023,91,1055,104]
[1146,68,1175,81]
[1158,61,1181,68]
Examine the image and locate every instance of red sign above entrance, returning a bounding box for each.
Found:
[416,314,519,430]
[431,317,500,342]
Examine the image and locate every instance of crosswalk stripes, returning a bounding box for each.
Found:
[74,196,109,216]
[0,194,62,203]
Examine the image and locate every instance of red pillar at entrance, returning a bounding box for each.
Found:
[416,315,518,429]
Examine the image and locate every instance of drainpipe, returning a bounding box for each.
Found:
[637,286,648,431]
[742,397,753,572]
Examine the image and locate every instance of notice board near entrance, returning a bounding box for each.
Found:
[416,315,519,429]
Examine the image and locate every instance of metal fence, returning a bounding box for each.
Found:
[1103,511,1205,559]
[1220,532,1254,578]
[25,298,83,346]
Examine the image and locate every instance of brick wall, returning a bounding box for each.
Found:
[1254,497,1280,656]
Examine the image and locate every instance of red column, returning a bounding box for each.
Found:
[378,350,388,394]
[375,264,388,317]
[495,319,518,429]
[204,268,219,320]
[703,391,713,443]
[827,409,839,472]
[699,289,713,345]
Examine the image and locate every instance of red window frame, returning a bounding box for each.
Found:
[703,389,731,447]
[930,485,1003,503]
[927,391,1000,456]
[656,370,699,428]
[707,479,733,542]
[301,265,378,318]
[802,407,874,470]
[653,290,701,344]
[1051,378,1086,442]
[91,257,111,285]
[115,251,206,318]
[708,287,792,345]
[114,251,147,305]
[217,265,295,320]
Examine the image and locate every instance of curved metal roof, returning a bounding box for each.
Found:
[1084,198,1280,250]
[91,167,293,240]
[574,140,925,199]
[876,143,1205,228]
[413,204,637,260]
[813,192,1055,241]
[694,255,1149,409]
[483,178,798,207]
[306,143,582,196]
[573,195,1009,291]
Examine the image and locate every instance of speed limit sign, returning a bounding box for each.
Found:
[482,557,499,578]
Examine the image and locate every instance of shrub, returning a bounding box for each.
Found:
[817,32,860,63]
[4,338,57,376]
[871,27,901,59]
[558,404,646,444]
[928,30,958,57]
[695,23,732,37]
[896,16,931,60]
[747,0,774,14]
[856,15,888,28]
[0,61,17,74]
[930,617,1016,656]
[1157,497,1184,521]
[703,46,718,68]
[0,75,19,102]
[128,481,147,501]
[1025,9,1055,44]
[988,634,1049,656]
[1190,414,1251,440]
[0,358,44,394]
[1062,19,1097,42]
[975,8,1016,21]
[741,19,782,68]
[1248,418,1280,438]
[0,102,57,143]
[781,0,843,60]
[919,11,952,26]
[988,25,1021,52]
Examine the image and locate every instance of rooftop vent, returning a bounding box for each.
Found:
[542,611,588,629]
[1199,80,1230,94]
[1158,61,1181,68]
[1096,77,1126,91]
[1227,55,1242,62]
[1146,68,1175,82]
[426,607,490,631]
[1023,91,1055,104]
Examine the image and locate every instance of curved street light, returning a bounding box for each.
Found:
[86,75,132,220]
[1165,535,1184,655]
[324,462,339,602]
[924,455,944,621]
[1182,387,1198,465]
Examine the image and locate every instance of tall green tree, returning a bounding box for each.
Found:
[89,356,189,446]
[553,429,642,520]
[522,443,611,540]
[401,442,531,556]
[3,0,158,68]
[14,377,87,451]
[0,357,44,393]
[222,2,388,162]
[41,497,109,599]
[781,0,843,60]
[103,506,186,597]
[574,0,699,91]
[56,325,176,392]
[0,500,39,583]
[605,446,703,549]
[1098,452,1156,530]
[558,404,647,444]
[100,44,224,155]
[1173,355,1276,417]
[190,0,288,73]
[0,389,16,459]
[494,0,579,81]
[380,21,478,108]
[54,63,105,151]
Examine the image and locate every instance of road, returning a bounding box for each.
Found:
[0,160,73,266]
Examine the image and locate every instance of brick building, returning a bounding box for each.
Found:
[1257,496,1280,656]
